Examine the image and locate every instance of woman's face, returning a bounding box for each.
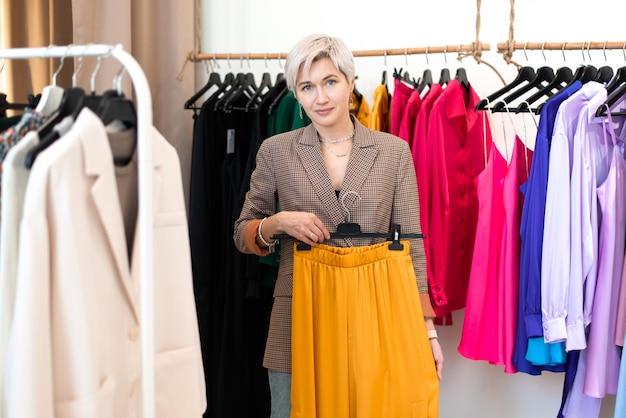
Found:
[295,57,354,131]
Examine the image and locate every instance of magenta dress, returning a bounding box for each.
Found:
[458,140,507,364]
[497,136,533,373]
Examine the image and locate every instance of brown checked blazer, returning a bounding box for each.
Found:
[234,117,433,372]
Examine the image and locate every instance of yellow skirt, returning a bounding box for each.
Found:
[291,241,439,418]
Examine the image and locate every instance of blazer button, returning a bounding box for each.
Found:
[128,325,140,342]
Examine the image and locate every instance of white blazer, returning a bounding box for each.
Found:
[5,108,206,418]
[0,131,39,418]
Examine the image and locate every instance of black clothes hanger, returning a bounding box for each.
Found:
[534,65,591,114]
[98,90,137,129]
[596,82,626,117]
[596,66,614,84]
[184,72,222,111]
[606,66,626,94]
[274,223,424,251]
[516,66,574,113]
[25,86,86,168]
[245,72,273,111]
[0,93,32,115]
[417,68,433,94]
[273,193,424,251]
[222,72,259,111]
[577,65,599,84]
[393,67,418,88]
[475,66,536,111]
[491,66,555,113]
[438,68,451,86]
[267,83,289,115]
[455,67,469,90]
[213,72,248,111]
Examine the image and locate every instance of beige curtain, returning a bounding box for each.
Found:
[1,0,195,208]
[0,0,74,112]
[72,0,195,209]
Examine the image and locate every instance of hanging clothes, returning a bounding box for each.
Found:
[350,90,371,127]
[5,108,206,417]
[541,82,605,350]
[496,135,533,373]
[425,79,492,319]
[290,242,439,418]
[458,140,507,364]
[584,114,625,399]
[188,75,303,417]
[368,83,391,133]
[513,81,581,375]
[390,77,414,136]
[397,88,422,144]
[412,84,443,312]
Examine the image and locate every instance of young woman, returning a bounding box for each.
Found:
[234,34,443,418]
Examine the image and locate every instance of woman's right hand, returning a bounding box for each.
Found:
[262,211,331,245]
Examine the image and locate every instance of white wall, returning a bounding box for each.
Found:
[198,1,626,416]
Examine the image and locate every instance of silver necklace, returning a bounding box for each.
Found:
[318,130,355,144]
[322,142,352,158]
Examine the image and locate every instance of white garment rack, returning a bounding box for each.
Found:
[0,44,156,418]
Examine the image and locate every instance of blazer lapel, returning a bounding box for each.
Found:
[296,120,379,245]
[338,120,378,245]
[296,125,347,228]
[79,109,140,321]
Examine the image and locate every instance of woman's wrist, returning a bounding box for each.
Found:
[257,216,278,253]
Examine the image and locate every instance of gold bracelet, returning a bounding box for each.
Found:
[427,329,438,340]
[258,217,277,253]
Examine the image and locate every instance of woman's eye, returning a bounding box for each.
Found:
[301,85,311,92]
[326,79,336,86]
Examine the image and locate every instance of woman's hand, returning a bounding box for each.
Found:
[261,211,331,246]
[429,337,444,380]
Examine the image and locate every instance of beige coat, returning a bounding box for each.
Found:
[5,109,206,418]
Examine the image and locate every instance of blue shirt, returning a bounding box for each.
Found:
[512,81,582,374]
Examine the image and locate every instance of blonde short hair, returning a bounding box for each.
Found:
[284,34,355,93]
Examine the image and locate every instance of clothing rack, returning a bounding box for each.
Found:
[196,42,491,62]
[497,41,626,54]
[0,44,156,418]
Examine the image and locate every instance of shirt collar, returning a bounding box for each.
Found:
[444,79,480,131]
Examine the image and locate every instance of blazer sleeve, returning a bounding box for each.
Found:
[234,140,278,254]
[393,139,434,317]
[5,162,55,418]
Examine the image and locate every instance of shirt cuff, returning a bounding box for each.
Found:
[420,293,435,318]
[244,219,270,257]
[524,313,544,338]
[543,317,567,344]
[565,322,586,352]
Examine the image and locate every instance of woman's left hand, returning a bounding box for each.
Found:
[429,338,444,380]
